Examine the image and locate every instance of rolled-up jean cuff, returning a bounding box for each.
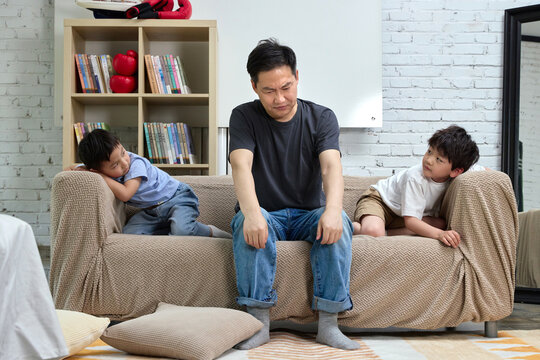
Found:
[236,296,276,309]
[312,295,353,313]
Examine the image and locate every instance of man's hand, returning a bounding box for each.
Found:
[317,207,343,245]
[243,212,268,249]
[436,230,461,248]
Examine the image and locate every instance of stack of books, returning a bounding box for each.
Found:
[73,122,110,144]
[144,54,191,94]
[143,122,197,164]
[74,54,114,93]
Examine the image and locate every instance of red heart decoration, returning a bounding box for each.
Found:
[110,75,136,93]
[113,53,137,76]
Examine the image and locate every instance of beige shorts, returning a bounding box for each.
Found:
[353,187,405,229]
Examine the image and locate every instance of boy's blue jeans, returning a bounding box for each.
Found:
[231,207,353,314]
[123,183,211,236]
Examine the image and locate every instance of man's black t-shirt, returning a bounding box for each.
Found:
[228,99,340,212]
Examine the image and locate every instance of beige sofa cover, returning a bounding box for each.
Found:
[50,171,517,332]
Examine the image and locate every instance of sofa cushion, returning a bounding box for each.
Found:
[56,309,110,357]
[100,302,263,360]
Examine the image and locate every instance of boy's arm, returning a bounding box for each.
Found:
[97,174,141,203]
[403,216,460,248]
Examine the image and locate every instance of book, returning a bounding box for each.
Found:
[82,54,96,93]
[165,123,178,163]
[152,55,166,94]
[144,55,158,94]
[165,55,179,93]
[174,56,186,94]
[152,122,165,163]
[161,55,172,93]
[74,54,87,93]
[143,122,154,163]
[78,54,92,93]
[73,123,82,144]
[178,122,189,164]
[184,123,197,164]
[169,54,182,94]
[90,55,106,93]
[100,54,112,93]
[161,123,174,163]
[171,122,184,164]
[176,56,191,94]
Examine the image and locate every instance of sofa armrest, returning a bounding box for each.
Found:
[440,170,518,318]
[49,171,126,311]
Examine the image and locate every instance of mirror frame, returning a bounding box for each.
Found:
[502,3,540,304]
[502,4,540,209]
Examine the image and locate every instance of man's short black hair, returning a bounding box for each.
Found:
[78,129,120,170]
[428,125,479,172]
[247,38,297,85]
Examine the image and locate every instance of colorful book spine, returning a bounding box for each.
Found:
[90,55,105,93]
[169,54,182,94]
[144,55,158,94]
[152,56,166,94]
[143,122,154,163]
[172,123,184,164]
[74,54,87,93]
[184,123,196,164]
[100,54,112,93]
[178,122,189,163]
[165,123,177,163]
[78,54,89,93]
[152,122,164,163]
[82,54,96,93]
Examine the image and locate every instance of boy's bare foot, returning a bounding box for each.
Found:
[352,221,361,235]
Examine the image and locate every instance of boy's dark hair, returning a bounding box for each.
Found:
[428,125,479,171]
[247,38,297,85]
[78,129,120,170]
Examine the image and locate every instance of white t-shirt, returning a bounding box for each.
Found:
[373,163,485,219]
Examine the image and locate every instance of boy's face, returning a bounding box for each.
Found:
[422,147,463,183]
[97,144,131,178]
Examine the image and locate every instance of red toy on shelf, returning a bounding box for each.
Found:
[110,50,138,93]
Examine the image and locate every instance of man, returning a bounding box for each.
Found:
[228,38,358,350]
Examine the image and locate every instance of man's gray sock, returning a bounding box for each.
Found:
[234,307,270,350]
[316,311,360,350]
[208,225,232,238]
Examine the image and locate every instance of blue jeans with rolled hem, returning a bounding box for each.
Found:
[122,183,211,236]
[231,207,353,313]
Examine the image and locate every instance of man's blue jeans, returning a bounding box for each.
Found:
[123,183,211,236]
[231,207,353,313]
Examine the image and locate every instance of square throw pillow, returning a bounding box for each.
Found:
[101,302,263,360]
[55,309,110,358]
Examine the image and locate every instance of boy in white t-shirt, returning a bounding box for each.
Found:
[352,125,485,248]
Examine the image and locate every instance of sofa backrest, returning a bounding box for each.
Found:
[175,175,384,232]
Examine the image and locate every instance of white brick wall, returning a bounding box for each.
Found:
[0,0,58,253]
[1,0,538,253]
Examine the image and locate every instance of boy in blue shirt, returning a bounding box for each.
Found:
[70,129,231,238]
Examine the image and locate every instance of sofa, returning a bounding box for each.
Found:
[50,170,518,337]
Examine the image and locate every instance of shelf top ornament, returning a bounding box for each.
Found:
[76,0,192,20]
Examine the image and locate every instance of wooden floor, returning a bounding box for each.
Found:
[499,302,540,330]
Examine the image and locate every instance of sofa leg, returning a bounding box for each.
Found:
[485,321,498,338]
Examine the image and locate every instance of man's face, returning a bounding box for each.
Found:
[251,65,299,122]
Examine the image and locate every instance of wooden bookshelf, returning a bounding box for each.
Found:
[62,19,218,175]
